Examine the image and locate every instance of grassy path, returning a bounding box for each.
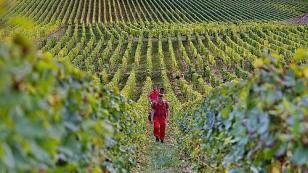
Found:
[133,122,193,173]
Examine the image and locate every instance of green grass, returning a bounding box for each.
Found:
[135,123,192,173]
[143,142,182,172]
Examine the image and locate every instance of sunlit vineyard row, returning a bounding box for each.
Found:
[1,0,308,172]
[39,22,308,104]
[4,0,308,24]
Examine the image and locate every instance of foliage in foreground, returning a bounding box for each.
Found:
[0,35,143,172]
[178,50,308,172]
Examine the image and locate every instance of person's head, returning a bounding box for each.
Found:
[158,94,164,101]
[153,85,158,91]
[160,87,165,94]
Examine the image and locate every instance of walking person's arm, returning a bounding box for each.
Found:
[166,102,170,124]
[151,102,155,123]
[151,109,154,123]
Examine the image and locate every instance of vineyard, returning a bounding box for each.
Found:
[0,0,308,172]
[3,0,308,24]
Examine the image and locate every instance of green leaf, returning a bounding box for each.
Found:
[292,146,308,165]
[3,144,14,168]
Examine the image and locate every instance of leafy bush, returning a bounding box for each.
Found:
[0,35,141,172]
[179,50,308,172]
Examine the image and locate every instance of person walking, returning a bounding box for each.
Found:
[148,86,160,122]
[149,86,159,103]
[151,94,169,143]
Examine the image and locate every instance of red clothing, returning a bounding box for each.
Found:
[152,101,169,120]
[152,100,169,140]
[149,89,159,103]
[154,119,166,141]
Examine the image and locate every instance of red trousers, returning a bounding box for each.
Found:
[153,118,166,140]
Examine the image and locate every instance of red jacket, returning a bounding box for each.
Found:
[149,89,159,103]
[152,100,169,120]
